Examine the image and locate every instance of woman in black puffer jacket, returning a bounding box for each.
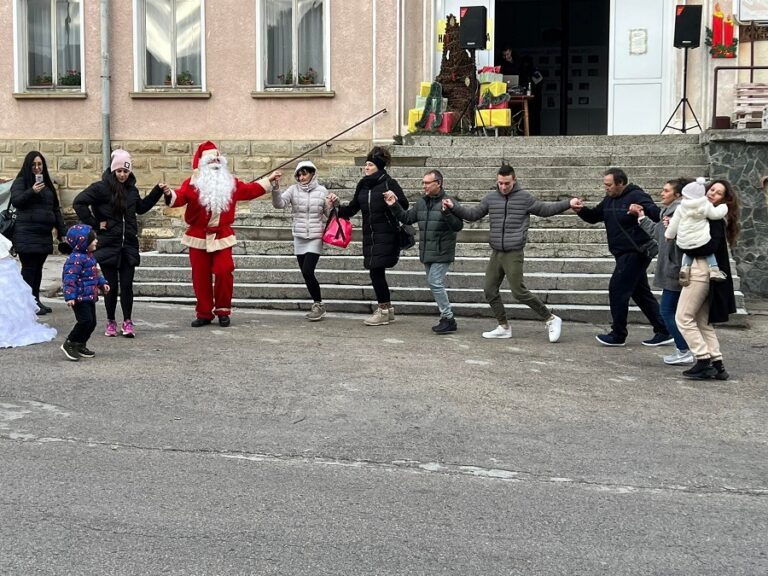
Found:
[328,147,408,326]
[73,149,169,338]
[10,151,67,314]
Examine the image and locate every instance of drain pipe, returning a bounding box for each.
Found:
[100,0,111,169]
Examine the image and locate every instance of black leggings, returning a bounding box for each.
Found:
[101,261,136,321]
[17,252,48,300]
[296,252,322,302]
[369,267,390,304]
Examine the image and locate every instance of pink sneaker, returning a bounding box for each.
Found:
[105,320,118,337]
[121,319,135,338]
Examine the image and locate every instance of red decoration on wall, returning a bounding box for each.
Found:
[706,3,738,58]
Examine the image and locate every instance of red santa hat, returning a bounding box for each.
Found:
[192,141,219,170]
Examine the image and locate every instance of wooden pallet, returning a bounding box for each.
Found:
[733,83,768,128]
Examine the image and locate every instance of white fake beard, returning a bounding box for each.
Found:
[193,157,235,213]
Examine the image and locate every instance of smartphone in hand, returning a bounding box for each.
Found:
[35,174,44,184]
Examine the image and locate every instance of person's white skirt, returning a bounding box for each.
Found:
[0,258,57,348]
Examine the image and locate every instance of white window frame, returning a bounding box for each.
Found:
[255,0,331,91]
[13,0,87,93]
[132,0,207,92]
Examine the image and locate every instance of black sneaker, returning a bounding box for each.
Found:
[218,315,231,327]
[642,333,675,347]
[596,333,625,347]
[190,318,212,327]
[682,359,717,380]
[60,339,80,361]
[77,343,96,358]
[433,317,457,334]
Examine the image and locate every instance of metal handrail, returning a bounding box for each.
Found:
[711,65,768,127]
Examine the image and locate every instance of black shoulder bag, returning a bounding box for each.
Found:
[0,205,16,240]
[384,180,416,250]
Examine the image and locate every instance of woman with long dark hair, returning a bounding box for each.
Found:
[9,151,67,314]
[73,149,170,338]
[674,179,740,380]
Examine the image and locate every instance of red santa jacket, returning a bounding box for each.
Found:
[169,176,270,252]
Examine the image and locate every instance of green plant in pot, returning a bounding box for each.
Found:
[176,70,195,86]
[33,73,53,86]
[59,69,81,86]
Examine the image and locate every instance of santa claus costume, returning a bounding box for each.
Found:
[166,141,278,327]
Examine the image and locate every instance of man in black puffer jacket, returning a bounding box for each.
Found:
[574,167,671,347]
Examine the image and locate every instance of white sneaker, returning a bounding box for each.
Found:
[663,348,695,365]
[546,314,562,343]
[482,325,512,339]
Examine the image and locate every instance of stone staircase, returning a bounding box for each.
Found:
[134,134,748,324]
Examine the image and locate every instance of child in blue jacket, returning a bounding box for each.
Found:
[61,224,109,361]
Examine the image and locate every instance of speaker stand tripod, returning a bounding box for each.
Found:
[662,46,701,134]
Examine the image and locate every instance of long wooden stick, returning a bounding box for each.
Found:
[252,108,388,181]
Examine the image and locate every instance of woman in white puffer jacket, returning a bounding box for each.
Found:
[271,160,331,321]
[665,177,728,286]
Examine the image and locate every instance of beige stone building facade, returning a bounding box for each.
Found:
[1,0,763,206]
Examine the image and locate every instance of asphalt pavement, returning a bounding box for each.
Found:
[1,257,767,575]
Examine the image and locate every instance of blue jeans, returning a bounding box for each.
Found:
[425,262,453,319]
[682,253,717,268]
[660,289,688,350]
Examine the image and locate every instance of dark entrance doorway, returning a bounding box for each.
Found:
[494,0,610,135]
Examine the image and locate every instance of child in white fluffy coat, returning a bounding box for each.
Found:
[665,177,728,286]
[0,234,57,347]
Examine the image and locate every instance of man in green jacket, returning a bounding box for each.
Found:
[384,169,464,333]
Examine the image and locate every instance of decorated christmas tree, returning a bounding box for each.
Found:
[436,14,478,124]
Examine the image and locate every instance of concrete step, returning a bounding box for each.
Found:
[330,165,709,179]
[134,266,742,292]
[419,155,709,168]
[390,143,706,158]
[402,133,702,147]
[321,176,703,192]
[230,210,603,229]
[154,238,615,258]
[228,225,610,244]
[139,253,623,274]
[132,280,746,308]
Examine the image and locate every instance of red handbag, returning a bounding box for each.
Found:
[322,208,352,248]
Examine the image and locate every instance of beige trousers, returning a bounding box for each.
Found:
[675,257,722,361]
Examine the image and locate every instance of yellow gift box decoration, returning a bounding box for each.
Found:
[479,81,507,97]
[419,82,432,97]
[408,108,426,132]
[475,109,511,127]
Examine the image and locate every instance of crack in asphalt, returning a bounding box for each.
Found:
[2,432,767,498]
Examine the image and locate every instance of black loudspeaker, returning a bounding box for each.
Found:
[674,5,702,48]
[459,6,487,49]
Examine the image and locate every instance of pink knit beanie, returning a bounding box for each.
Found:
[110,149,132,173]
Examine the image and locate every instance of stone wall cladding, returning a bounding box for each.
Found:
[0,138,369,250]
[703,130,768,297]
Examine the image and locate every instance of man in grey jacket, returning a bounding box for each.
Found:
[443,164,581,342]
[384,169,464,333]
